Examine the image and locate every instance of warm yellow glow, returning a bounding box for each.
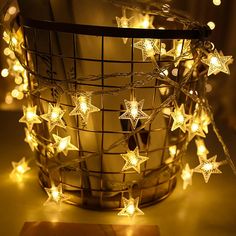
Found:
[170,104,191,133]
[26,110,35,121]
[11,89,19,98]
[119,99,149,129]
[15,76,23,84]
[51,187,60,202]
[169,145,177,157]
[41,103,66,131]
[207,21,216,30]
[10,157,30,181]
[44,183,68,205]
[5,94,13,104]
[126,203,135,215]
[202,49,232,76]
[191,122,199,132]
[19,105,42,129]
[181,163,193,190]
[130,101,138,118]
[16,91,24,100]
[8,6,17,15]
[121,147,149,173]
[79,97,88,113]
[194,155,222,183]
[1,68,9,77]
[118,197,144,217]
[70,93,100,124]
[3,47,11,56]
[53,134,78,156]
[58,139,69,152]
[213,0,221,6]
[24,128,38,151]
[202,163,213,171]
[210,56,220,66]
[176,112,184,124]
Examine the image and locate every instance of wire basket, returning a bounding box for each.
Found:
[15,3,210,210]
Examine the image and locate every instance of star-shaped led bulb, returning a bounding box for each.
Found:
[24,128,38,151]
[181,163,193,190]
[166,39,192,66]
[134,39,160,61]
[121,147,149,173]
[41,103,66,132]
[202,49,233,76]
[195,138,209,158]
[53,134,78,156]
[10,157,30,181]
[19,105,41,130]
[136,14,154,29]
[118,197,144,217]
[194,155,222,183]
[116,14,134,44]
[188,117,206,141]
[119,99,149,129]
[170,104,191,133]
[69,92,100,125]
[44,183,69,205]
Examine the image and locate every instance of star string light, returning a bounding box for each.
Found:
[44,183,69,205]
[194,155,222,183]
[24,128,38,151]
[195,138,209,158]
[118,197,144,217]
[170,104,192,133]
[201,49,233,76]
[116,9,134,44]
[166,39,192,66]
[134,38,160,61]
[121,147,149,173]
[19,105,42,130]
[188,116,206,141]
[136,14,154,29]
[181,163,193,190]
[69,92,100,125]
[119,99,149,129]
[41,103,66,132]
[52,134,78,156]
[10,157,30,181]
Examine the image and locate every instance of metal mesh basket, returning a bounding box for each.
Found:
[15,3,210,210]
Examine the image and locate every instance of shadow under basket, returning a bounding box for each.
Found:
[16,2,210,210]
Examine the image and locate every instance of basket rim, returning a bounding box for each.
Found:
[19,16,211,40]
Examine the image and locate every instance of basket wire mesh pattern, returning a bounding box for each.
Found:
[16,6,211,210]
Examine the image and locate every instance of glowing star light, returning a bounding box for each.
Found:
[170,104,191,133]
[166,39,192,66]
[121,147,149,173]
[119,99,149,129]
[116,12,134,44]
[41,103,66,132]
[53,134,78,156]
[137,14,154,29]
[194,155,222,183]
[19,105,41,130]
[69,92,100,124]
[10,157,30,181]
[134,39,160,61]
[118,197,144,217]
[44,183,68,205]
[195,138,209,158]
[202,49,233,76]
[188,117,206,141]
[24,128,38,151]
[181,163,193,190]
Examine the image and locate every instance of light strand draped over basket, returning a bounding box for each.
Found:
[1,0,235,213]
